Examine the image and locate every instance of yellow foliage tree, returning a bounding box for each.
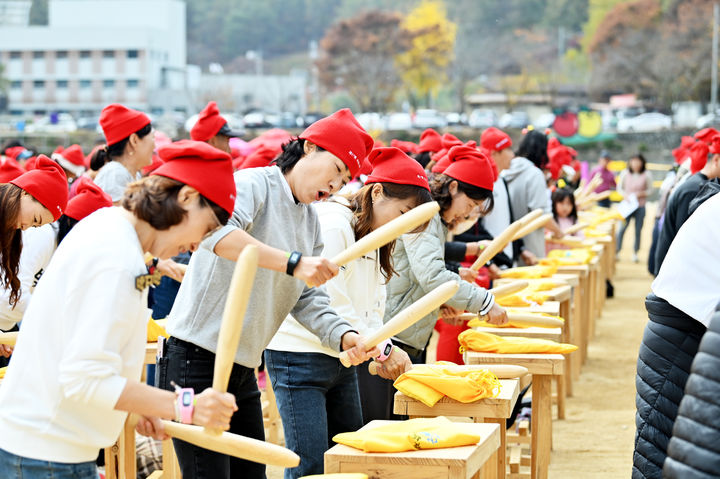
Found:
[395,0,457,107]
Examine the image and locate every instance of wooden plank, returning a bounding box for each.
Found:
[530,376,552,479]
[393,380,519,419]
[464,353,565,376]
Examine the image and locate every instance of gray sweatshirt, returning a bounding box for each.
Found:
[167,166,355,368]
[501,156,551,259]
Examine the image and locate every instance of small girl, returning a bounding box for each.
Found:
[546,186,581,253]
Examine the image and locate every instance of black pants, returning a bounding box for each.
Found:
[158,337,266,479]
[357,342,425,424]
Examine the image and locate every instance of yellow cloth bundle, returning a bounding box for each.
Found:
[393,364,500,407]
[0,366,5,379]
[147,318,169,343]
[499,262,558,279]
[467,311,564,330]
[547,248,595,265]
[332,417,482,453]
[496,292,550,307]
[458,330,577,354]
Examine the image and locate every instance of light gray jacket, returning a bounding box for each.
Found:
[384,214,495,351]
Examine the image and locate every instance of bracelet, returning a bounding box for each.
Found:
[286,251,302,276]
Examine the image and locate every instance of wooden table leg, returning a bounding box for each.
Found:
[579,275,590,364]
[531,375,552,479]
[570,287,582,381]
[560,299,573,397]
[486,417,506,479]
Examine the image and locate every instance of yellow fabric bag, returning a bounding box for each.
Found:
[0,366,5,379]
[547,248,595,265]
[499,262,558,279]
[332,417,482,453]
[467,312,563,330]
[147,318,169,343]
[393,364,500,407]
[458,330,577,354]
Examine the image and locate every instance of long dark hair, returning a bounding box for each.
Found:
[92,123,153,171]
[273,138,324,174]
[122,176,230,229]
[0,184,24,306]
[516,130,548,169]
[551,187,578,223]
[56,215,79,245]
[428,173,494,216]
[344,183,432,281]
[629,153,646,173]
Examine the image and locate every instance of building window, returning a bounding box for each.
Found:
[127,50,138,59]
[10,81,22,89]
[103,50,114,59]
[9,52,21,59]
[56,80,68,88]
[56,51,68,59]
[79,80,91,88]
[33,51,44,59]
[33,80,45,88]
[103,79,115,88]
[80,50,91,59]
[126,79,139,88]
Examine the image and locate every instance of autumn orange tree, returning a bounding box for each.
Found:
[395,0,457,108]
[316,10,414,112]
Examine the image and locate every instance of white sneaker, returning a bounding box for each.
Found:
[632,253,639,263]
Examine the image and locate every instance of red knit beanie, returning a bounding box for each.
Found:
[11,155,68,220]
[689,141,710,174]
[442,144,495,191]
[156,140,236,216]
[481,127,513,152]
[0,158,26,183]
[390,139,418,154]
[100,103,151,146]
[365,147,429,191]
[299,109,373,178]
[190,101,228,142]
[240,144,278,169]
[65,177,112,221]
[53,144,86,176]
[418,128,442,153]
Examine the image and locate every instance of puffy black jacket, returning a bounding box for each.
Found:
[664,304,720,478]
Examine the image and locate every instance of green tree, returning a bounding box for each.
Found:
[317,10,413,112]
[395,0,457,108]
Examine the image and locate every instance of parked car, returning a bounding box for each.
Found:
[616,112,672,133]
[499,111,531,129]
[385,112,413,131]
[299,112,324,128]
[468,109,497,129]
[445,112,467,126]
[412,109,447,129]
[356,112,385,131]
[243,111,272,128]
[696,110,720,129]
[534,113,556,130]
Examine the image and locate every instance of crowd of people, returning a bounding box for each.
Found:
[0,101,718,479]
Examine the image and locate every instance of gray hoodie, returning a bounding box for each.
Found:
[501,156,551,259]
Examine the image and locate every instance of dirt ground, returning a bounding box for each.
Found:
[267,210,654,479]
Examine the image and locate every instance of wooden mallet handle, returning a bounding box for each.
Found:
[464,312,563,328]
[516,209,544,227]
[161,420,300,468]
[488,280,529,298]
[368,361,528,378]
[208,245,258,435]
[564,222,590,236]
[0,332,18,346]
[469,221,525,272]
[338,280,460,367]
[512,213,553,241]
[330,202,439,268]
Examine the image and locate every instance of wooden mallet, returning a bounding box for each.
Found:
[368,361,528,377]
[305,202,440,287]
[512,213,554,242]
[487,280,529,298]
[338,280,460,368]
[0,332,18,347]
[564,222,590,236]
[156,246,301,467]
[462,311,563,328]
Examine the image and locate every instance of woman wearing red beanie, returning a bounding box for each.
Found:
[0,156,68,309]
[265,147,432,478]
[382,145,508,375]
[94,103,155,204]
[160,109,379,479]
[0,141,238,479]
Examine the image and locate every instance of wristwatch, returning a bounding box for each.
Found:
[286,251,302,276]
[376,339,394,362]
[175,388,194,424]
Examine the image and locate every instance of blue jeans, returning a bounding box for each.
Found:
[0,447,98,479]
[617,206,646,254]
[264,350,363,479]
[158,337,266,479]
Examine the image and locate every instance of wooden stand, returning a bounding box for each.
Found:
[394,379,520,479]
[463,352,564,479]
[324,420,501,479]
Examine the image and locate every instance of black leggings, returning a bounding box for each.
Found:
[157,337,266,479]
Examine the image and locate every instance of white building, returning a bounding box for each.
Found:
[0,0,191,117]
